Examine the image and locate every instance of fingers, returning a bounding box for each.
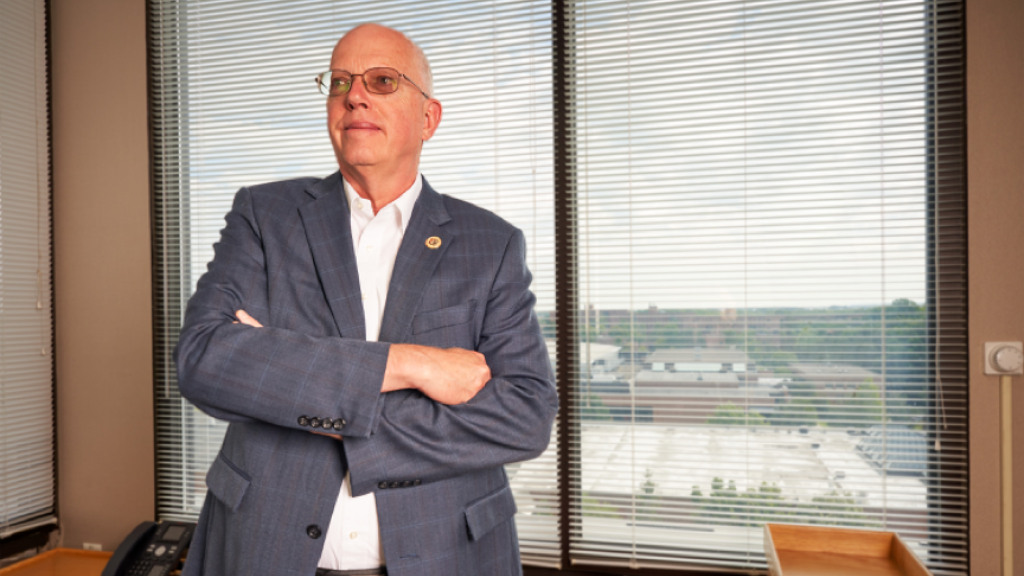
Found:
[421,347,491,405]
[381,344,492,404]
[234,309,264,328]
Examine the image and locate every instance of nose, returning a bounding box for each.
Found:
[344,74,371,110]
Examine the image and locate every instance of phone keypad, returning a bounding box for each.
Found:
[127,544,170,576]
[126,556,157,576]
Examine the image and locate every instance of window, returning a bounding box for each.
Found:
[561,0,967,572]
[149,0,966,573]
[0,0,56,544]
[149,0,559,564]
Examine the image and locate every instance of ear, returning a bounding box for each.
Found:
[421,98,443,142]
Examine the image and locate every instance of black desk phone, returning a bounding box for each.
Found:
[101,520,194,576]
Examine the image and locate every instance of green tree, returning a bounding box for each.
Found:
[637,468,660,523]
[807,490,869,526]
[768,396,821,427]
[579,393,612,421]
[692,477,868,528]
[850,379,884,424]
[707,403,767,427]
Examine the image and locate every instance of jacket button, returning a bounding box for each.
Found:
[306,525,322,539]
[298,416,309,426]
[389,481,399,489]
[402,480,412,488]
[378,481,388,490]
[333,419,345,431]
[309,417,321,428]
[321,418,333,429]
[413,479,421,486]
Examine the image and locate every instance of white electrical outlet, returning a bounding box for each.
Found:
[83,542,102,551]
[984,341,1024,375]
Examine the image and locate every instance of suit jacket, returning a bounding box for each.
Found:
[174,172,557,576]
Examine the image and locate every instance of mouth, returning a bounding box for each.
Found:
[345,121,381,132]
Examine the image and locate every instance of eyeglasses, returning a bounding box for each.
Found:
[315,67,431,99]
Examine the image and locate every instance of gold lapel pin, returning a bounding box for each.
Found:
[425,236,442,249]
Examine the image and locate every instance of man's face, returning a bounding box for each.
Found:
[327,26,439,179]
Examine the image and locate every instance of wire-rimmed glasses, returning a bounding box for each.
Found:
[315,67,430,99]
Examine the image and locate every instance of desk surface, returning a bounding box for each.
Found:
[0,549,112,576]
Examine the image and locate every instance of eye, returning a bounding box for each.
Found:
[330,75,352,91]
[372,72,398,89]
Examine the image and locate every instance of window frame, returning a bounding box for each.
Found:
[144,0,968,573]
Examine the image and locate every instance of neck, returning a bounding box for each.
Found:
[340,166,419,215]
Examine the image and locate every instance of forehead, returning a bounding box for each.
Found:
[330,27,416,71]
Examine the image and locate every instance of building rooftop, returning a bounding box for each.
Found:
[634,371,741,384]
[790,363,879,382]
[546,341,622,368]
[647,348,752,364]
[510,424,932,565]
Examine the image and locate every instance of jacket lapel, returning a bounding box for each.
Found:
[378,178,453,344]
[298,172,366,339]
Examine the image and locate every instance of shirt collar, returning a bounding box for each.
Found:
[342,173,423,233]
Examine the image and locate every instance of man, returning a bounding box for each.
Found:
[175,23,557,576]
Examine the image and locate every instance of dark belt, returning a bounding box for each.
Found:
[315,568,387,576]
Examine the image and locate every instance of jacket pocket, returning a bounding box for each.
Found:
[411,301,474,335]
[205,452,251,513]
[464,483,517,541]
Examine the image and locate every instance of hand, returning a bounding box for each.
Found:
[384,344,491,405]
[233,309,263,328]
[234,310,342,439]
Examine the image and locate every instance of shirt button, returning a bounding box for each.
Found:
[366,245,373,250]
[306,525,322,539]
[361,293,367,301]
[356,201,364,210]
[350,532,358,540]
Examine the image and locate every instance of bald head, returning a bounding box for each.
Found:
[332,23,433,97]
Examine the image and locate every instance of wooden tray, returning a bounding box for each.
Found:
[0,549,112,576]
[764,524,932,576]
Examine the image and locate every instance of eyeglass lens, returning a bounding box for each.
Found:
[322,68,401,96]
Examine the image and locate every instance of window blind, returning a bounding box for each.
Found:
[150,0,967,574]
[555,0,967,573]
[148,0,559,566]
[0,0,56,540]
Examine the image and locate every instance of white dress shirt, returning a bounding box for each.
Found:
[317,174,423,570]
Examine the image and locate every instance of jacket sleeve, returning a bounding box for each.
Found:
[343,228,559,496]
[174,187,391,439]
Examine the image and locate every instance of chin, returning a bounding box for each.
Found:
[341,153,378,169]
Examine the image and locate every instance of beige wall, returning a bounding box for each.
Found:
[44,0,1024,570]
[51,0,154,551]
[968,0,1024,574]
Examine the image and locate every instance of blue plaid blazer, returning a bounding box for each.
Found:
[174,173,557,576]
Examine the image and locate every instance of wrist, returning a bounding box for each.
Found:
[382,343,421,393]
